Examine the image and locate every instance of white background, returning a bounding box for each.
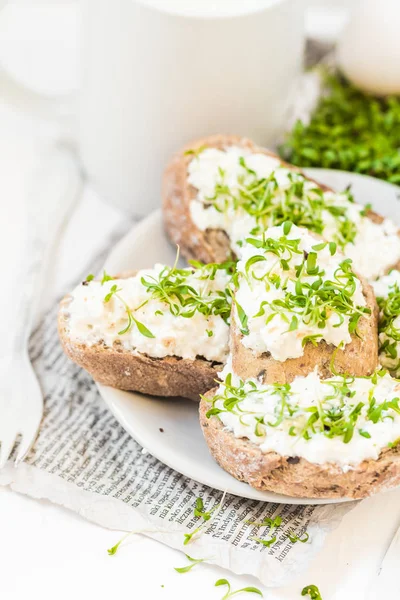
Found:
[1,2,399,600]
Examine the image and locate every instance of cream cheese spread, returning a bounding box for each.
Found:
[63,264,231,363]
[187,146,400,280]
[234,223,368,361]
[209,365,400,469]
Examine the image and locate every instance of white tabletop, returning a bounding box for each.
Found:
[2,482,400,600]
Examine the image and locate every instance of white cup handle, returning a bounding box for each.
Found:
[0,1,76,139]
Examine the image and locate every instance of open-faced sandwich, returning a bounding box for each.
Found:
[230,222,378,383]
[163,134,400,280]
[373,270,400,377]
[58,260,233,400]
[200,364,400,499]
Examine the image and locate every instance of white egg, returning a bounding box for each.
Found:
[337,0,400,96]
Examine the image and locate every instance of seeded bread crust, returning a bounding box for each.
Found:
[162,134,400,272]
[231,275,379,383]
[58,272,222,401]
[199,391,400,499]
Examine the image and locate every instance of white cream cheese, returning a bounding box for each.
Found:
[63,264,231,363]
[234,223,367,361]
[211,367,400,469]
[187,146,400,280]
[373,270,400,376]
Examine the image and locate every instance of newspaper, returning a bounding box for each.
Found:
[0,242,354,588]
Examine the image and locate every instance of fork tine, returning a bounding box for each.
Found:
[0,433,18,468]
[15,432,38,465]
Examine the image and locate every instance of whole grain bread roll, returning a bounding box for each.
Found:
[58,271,224,401]
[162,134,400,276]
[199,391,400,500]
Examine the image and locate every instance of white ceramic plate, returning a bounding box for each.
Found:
[98,169,400,505]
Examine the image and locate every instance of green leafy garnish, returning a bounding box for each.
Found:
[215,579,263,599]
[206,367,398,445]
[104,284,122,303]
[377,283,400,377]
[183,527,202,546]
[193,497,217,521]
[184,145,207,157]
[101,274,156,339]
[288,532,309,544]
[85,273,94,282]
[174,554,207,573]
[246,516,282,529]
[140,256,234,325]
[107,531,135,555]
[101,271,114,284]
[241,229,370,344]
[301,584,323,599]
[203,155,360,250]
[280,70,400,185]
[251,536,277,548]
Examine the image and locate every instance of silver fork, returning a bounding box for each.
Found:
[0,147,82,467]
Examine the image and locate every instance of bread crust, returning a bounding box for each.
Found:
[58,274,222,401]
[231,275,379,383]
[162,134,400,272]
[199,392,400,499]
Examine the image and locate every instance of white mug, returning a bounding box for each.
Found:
[0,0,305,216]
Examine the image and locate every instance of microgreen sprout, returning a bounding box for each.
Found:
[301,584,323,599]
[193,497,218,522]
[174,554,207,573]
[140,253,234,325]
[214,579,263,599]
[183,527,202,546]
[107,530,138,555]
[101,273,155,338]
[203,152,360,250]
[237,227,370,349]
[288,532,309,544]
[183,491,227,546]
[184,145,207,157]
[376,282,400,376]
[246,516,282,529]
[206,367,400,446]
[250,536,277,548]
[281,69,400,185]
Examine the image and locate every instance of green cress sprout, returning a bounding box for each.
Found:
[140,255,235,325]
[183,527,203,546]
[238,229,370,343]
[245,516,282,529]
[101,271,155,338]
[183,491,227,546]
[193,497,218,521]
[280,70,400,184]
[288,532,309,544]
[214,579,263,599]
[204,155,359,251]
[301,584,323,599]
[205,368,400,446]
[174,554,207,574]
[99,256,235,339]
[250,536,277,548]
[184,145,207,157]
[376,282,400,375]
